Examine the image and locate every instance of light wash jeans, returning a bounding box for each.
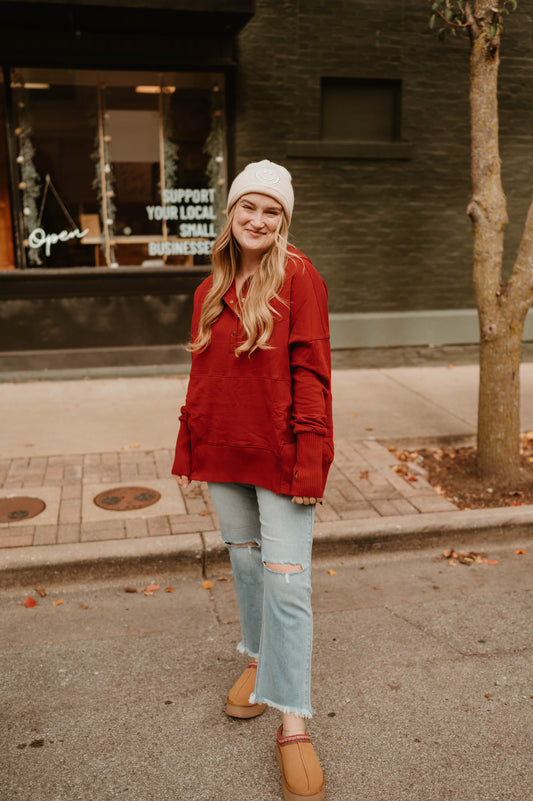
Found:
[208,482,316,719]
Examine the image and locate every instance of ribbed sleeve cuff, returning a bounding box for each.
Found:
[291,431,324,497]
[171,421,192,477]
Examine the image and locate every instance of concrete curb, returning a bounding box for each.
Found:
[0,534,205,588]
[1,505,532,588]
[312,505,533,553]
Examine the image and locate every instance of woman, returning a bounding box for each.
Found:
[172,159,333,801]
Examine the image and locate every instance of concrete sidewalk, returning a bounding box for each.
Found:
[2,363,533,585]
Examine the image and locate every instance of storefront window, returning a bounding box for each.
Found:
[8,69,226,268]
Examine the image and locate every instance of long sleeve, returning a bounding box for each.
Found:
[171,405,192,477]
[288,260,333,497]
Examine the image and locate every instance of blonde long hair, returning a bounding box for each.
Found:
[191,204,290,356]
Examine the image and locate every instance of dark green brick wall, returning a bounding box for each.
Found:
[234,0,533,316]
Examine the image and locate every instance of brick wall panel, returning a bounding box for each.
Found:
[235,1,533,315]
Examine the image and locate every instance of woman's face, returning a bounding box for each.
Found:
[231,193,283,258]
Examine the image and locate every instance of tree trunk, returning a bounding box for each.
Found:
[467,19,524,482]
[430,2,533,482]
[477,323,522,480]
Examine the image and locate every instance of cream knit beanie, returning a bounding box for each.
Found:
[226,160,294,221]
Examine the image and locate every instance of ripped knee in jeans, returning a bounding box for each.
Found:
[264,562,303,573]
[228,541,259,547]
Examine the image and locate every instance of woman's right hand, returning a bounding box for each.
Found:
[174,475,190,489]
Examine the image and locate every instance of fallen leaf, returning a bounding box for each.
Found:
[201,580,215,589]
[407,475,418,483]
[525,431,533,441]
[387,446,397,453]
[393,464,409,477]
[360,470,369,480]
[24,597,37,608]
[514,549,527,555]
[199,510,209,516]
[485,559,499,565]
[79,604,89,610]
[165,587,175,593]
[34,587,47,597]
[145,584,161,593]
[365,427,374,431]
[327,569,337,575]
[124,587,137,593]
[443,549,487,567]
[217,577,230,582]
[144,591,154,596]
[53,599,63,606]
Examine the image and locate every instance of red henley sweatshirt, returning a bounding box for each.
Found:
[172,247,334,498]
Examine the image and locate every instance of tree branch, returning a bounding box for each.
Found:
[465,2,481,38]
[507,196,533,317]
[433,6,471,28]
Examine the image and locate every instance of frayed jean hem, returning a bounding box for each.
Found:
[236,640,259,659]
[249,693,314,719]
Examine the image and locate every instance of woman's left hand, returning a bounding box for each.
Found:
[291,496,322,505]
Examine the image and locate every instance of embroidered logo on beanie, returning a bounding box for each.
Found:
[255,166,280,185]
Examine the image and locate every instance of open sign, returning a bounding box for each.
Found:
[28,226,89,257]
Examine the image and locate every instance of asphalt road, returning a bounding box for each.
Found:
[2,540,532,801]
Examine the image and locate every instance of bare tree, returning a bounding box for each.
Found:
[429,0,533,482]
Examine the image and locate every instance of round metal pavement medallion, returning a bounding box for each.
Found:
[0,496,46,523]
[93,486,161,512]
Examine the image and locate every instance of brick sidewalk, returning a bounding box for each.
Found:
[0,440,457,550]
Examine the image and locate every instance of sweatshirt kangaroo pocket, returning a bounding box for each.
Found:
[187,375,292,450]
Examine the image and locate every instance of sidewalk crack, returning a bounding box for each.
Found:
[199,532,208,579]
[199,532,224,626]
[385,605,467,656]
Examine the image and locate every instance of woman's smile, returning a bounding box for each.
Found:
[232,193,282,255]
